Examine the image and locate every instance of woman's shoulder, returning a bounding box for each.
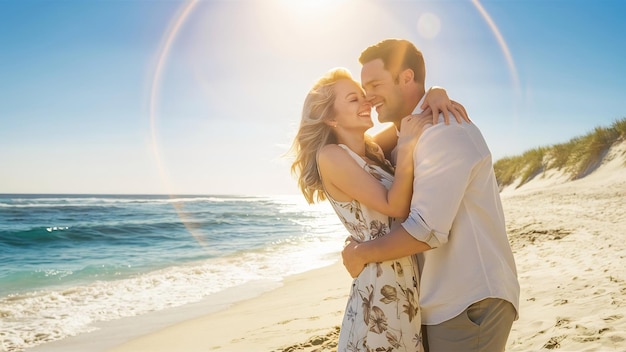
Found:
[318,144,350,160]
[318,144,361,169]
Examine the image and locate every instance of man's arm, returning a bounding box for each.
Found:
[402,123,482,246]
[342,226,431,278]
[343,122,483,277]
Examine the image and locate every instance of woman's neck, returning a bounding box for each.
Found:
[336,133,367,157]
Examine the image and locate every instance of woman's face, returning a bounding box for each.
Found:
[331,79,373,132]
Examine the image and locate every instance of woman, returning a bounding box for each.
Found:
[290,68,466,351]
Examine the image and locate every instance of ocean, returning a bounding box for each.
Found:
[0,194,346,352]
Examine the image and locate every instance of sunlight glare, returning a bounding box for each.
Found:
[281,0,342,16]
[417,12,441,39]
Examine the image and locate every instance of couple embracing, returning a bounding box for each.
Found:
[291,39,520,352]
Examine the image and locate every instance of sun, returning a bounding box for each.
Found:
[280,0,344,16]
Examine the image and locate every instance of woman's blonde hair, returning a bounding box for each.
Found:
[290,68,392,204]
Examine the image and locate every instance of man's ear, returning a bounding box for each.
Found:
[399,68,414,85]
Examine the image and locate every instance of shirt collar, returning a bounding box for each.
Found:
[412,94,427,115]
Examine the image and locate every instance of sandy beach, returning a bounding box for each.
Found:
[499,142,626,351]
[32,142,626,352]
[103,261,352,352]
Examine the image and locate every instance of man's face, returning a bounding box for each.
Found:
[360,58,406,125]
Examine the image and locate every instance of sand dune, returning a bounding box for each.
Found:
[501,141,626,351]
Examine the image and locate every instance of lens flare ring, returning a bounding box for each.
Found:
[148,0,520,247]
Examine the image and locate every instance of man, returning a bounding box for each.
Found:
[342,39,520,352]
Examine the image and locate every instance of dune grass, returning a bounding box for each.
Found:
[493,117,626,189]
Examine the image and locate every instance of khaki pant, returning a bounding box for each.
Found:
[423,298,516,352]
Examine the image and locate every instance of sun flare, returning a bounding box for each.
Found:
[417,12,441,39]
[280,0,343,15]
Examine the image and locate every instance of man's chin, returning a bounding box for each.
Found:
[378,115,391,124]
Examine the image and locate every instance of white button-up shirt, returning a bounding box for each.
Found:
[400,97,520,325]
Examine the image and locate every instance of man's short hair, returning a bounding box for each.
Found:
[359,39,426,84]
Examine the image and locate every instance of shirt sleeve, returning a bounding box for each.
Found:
[401,123,484,248]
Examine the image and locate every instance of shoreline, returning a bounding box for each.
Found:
[26,152,626,352]
[26,260,353,352]
[106,261,352,352]
[26,278,285,352]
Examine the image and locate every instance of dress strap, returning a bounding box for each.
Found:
[336,144,368,168]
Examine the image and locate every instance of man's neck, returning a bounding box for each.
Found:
[411,91,426,114]
[394,89,426,130]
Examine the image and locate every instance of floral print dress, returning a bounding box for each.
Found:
[329,145,423,352]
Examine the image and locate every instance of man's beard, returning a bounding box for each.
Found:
[377,103,403,125]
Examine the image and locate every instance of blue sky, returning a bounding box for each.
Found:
[1,0,624,196]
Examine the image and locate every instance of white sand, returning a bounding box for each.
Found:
[502,142,626,351]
